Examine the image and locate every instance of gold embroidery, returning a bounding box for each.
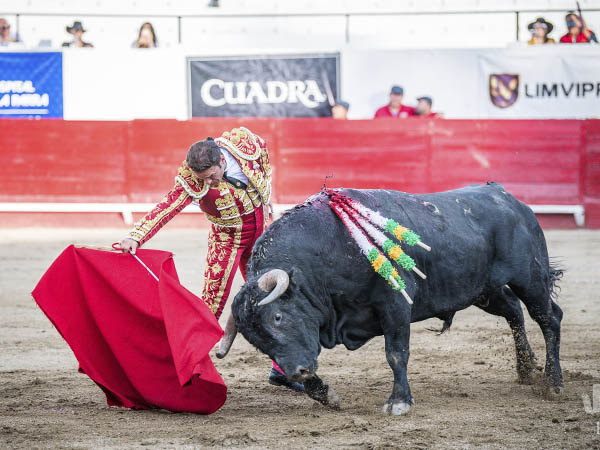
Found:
[216,128,272,205]
[214,227,242,312]
[177,161,205,191]
[207,232,220,261]
[215,197,234,209]
[216,248,228,262]
[220,206,241,219]
[201,226,242,314]
[216,131,261,161]
[211,263,223,275]
[129,189,189,241]
[205,213,243,228]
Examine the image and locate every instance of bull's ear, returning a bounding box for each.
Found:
[289,266,307,287]
[289,266,329,314]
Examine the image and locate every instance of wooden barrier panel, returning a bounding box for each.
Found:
[0,120,129,202]
[126,119,278,202]
[0,118,598,227]
[274,119,584,206]
[428,120,583,205]
[583,120,600,228]
[274,119,432,203]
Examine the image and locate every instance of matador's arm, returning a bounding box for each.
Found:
[128,182,193,246]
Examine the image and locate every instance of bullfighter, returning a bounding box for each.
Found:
[119,126,303,392]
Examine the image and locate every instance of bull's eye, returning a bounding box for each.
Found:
[274,312,282,325]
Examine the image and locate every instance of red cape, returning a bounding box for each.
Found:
[32,245,227,414]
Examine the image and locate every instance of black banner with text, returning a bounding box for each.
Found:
[188,54,340,118]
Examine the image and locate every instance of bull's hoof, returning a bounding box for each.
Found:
[517,372,537,385]
[304,378,341,409]
[382,401,411,416]
[531,381,564,400]
[542,384,564,400]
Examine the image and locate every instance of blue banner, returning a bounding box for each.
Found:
[0,52,63,118]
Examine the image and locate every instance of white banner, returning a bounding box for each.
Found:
[342,46,600,119]
[478,47,600,119]
[2,45,596,120]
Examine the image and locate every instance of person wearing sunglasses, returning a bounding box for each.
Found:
[527,17,555,45]
[559,11,597,43]
[0,18,21,46]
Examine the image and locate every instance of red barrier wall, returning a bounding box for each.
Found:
[1,118,598,228]
[583,120,600,228]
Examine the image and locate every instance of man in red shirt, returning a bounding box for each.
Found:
[374,85,415,118]
[415,96,442,118]
[559,12,597,43]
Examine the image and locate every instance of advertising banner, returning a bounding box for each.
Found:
[342,46,600,119]
[0,52,63,118]
[188,54,339,117]
[479,49,600,119]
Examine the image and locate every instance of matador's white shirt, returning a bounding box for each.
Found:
[220,148,249,184]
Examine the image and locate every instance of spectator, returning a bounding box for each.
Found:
[527,17,555,45]
[374,85,415,118]
[62,21,94,48]
[331,100,349,119]
[559,12,597,43]
[132,22,158,48]
[0,18,21,46]
[415,96,442,118]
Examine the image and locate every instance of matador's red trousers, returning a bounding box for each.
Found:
[201,206,286,375]
[202,206,265,320]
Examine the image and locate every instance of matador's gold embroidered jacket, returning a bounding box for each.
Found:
[129,127,272,245]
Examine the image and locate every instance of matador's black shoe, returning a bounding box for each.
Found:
[268,368,305,392]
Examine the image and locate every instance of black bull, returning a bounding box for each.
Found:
[217,183,564,415]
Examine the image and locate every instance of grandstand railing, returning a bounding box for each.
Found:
[5,8,600,44]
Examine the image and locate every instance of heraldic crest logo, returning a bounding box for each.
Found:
[489,74,519,108]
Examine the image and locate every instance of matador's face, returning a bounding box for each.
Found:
[193,155,226,187]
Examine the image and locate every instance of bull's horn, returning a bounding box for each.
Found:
[216,313,237,359]
[257,269,290,306]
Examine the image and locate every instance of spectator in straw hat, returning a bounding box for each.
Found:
[528,17,555,45]
[62,21,94,48]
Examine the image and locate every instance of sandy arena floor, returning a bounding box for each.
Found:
[1,227,599,449]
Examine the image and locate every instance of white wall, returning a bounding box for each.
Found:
[63,48,188,120]
[46,45,599,120]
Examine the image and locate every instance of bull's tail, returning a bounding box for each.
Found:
[549,258,565,301]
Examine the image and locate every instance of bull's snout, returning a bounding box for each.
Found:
[291,365,315,382]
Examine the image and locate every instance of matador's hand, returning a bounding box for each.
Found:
[119,238,139,255]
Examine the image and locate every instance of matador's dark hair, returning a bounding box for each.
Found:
[186,138,221,172]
